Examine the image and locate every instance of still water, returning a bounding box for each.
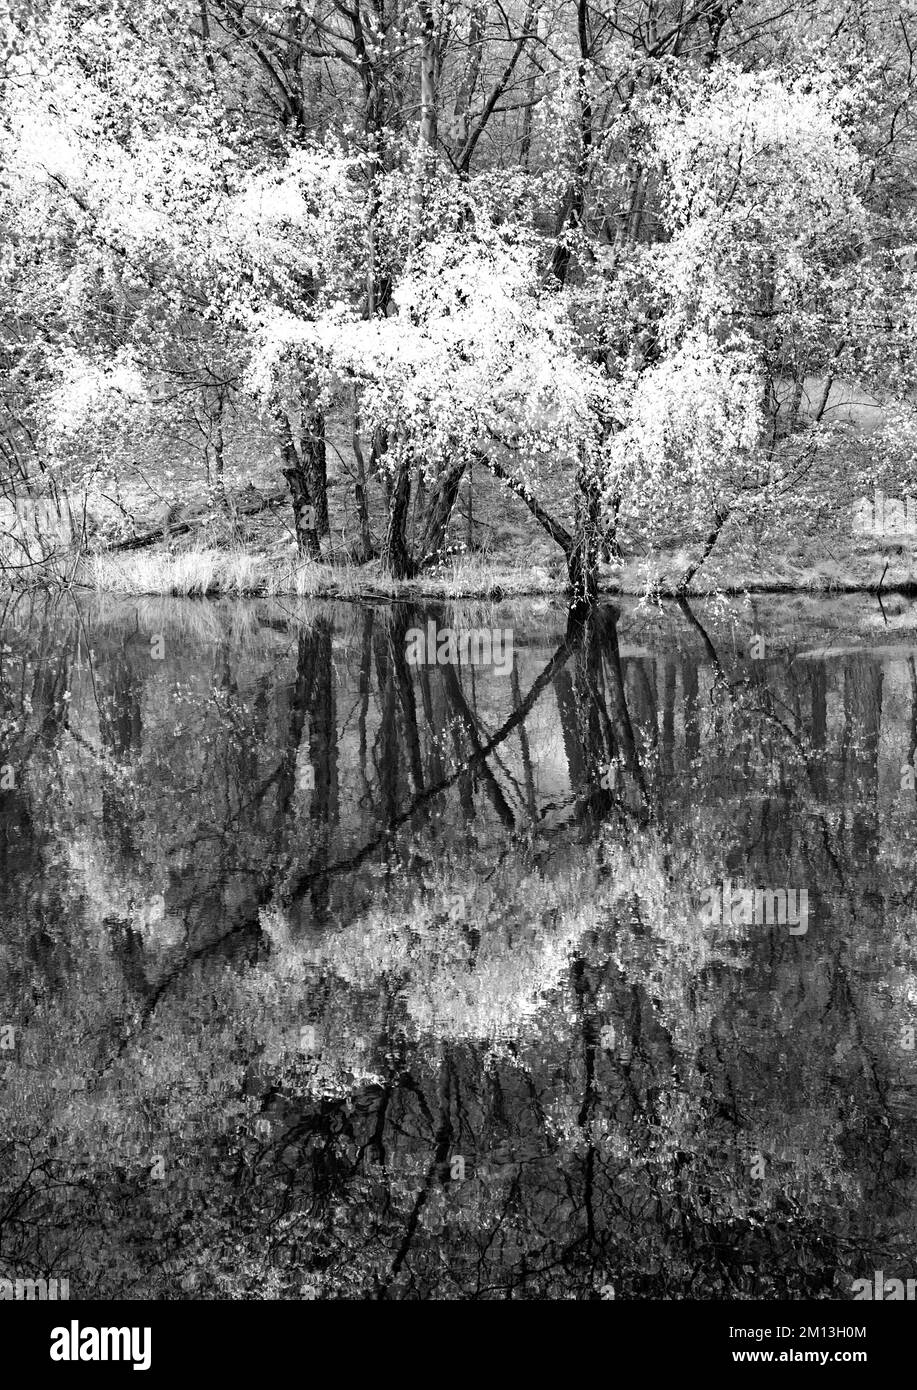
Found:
[1,590,916,1299]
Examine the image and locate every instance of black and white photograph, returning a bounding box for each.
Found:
[1,0,916,1366]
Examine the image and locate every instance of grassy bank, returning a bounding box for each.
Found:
[84,545,560,600]
[77,526,917,601]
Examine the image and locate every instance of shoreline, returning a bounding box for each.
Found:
[6,538,917,603]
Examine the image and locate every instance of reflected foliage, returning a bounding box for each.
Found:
[1,592,916,1298]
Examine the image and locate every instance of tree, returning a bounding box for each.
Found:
[3,0,917,600]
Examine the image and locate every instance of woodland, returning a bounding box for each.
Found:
[2,1,917,602]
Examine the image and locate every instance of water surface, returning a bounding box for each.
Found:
[1,590,916,1299]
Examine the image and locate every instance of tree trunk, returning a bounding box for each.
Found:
[418,0,438,151]
[410,0,439,237]
[300,402,329,538]
[519,8,540,168]
[275,405,320,559]
[107,487,286,552]
[284,463,321,560]
[351,406,375,563]
[452,3,485,151]
[550,0,591,284]
[418,457,466,562]
[567,532,599,612]
[213,386,228,512]
[568,455,602,611]
[381,455,413,578]
[673,507,728,595]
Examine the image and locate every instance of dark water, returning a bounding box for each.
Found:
[1,589,916,1300]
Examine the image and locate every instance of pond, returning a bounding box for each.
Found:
[1,589,915,1299]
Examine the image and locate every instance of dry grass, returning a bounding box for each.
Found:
[87,548,258,596]
[73,477,917,604]
[83,544,561,600]
[84,539,917,603]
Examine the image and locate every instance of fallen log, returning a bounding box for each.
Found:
[104,488,288,553]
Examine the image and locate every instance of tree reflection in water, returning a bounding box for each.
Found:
[0,592,915,1299]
